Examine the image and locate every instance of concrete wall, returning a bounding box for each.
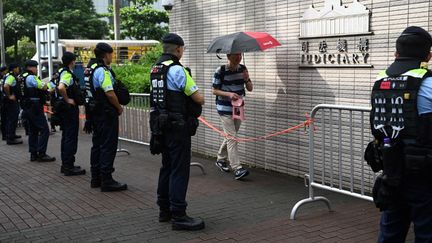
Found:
[168,0,431,183]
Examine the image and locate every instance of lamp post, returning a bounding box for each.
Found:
[0,0,6,66]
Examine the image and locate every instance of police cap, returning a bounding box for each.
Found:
[8,63,19,70]
[25,60,38,67]
[162,33,184,46]
[62,51,77,65]
[95,42,114,54]
[397,26,432,60]
[0,66,7,72]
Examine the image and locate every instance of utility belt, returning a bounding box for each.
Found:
[149,110,199,155]
[365,139,432,210]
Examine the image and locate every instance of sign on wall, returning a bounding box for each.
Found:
[299,0,373,68]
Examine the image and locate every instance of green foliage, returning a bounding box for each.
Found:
[107,1,169,41]
[3,0,108,42]
[6,37,36,61]
[112,44,163,93]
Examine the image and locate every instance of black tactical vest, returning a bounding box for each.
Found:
[22,71,46,103]
[57,67,85,105]
[371,68,432,145]
[150,54,189,116]
[2,73,21,99]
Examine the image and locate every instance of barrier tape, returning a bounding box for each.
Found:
[43,105,87,120]
[198,115,314,143]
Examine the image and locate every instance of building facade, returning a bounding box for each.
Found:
[168,0,431,188]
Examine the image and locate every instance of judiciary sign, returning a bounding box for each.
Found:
[299,0,373,68]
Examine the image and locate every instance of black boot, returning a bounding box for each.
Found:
[6,138,23,145]
[37,154,56,162]
[171,212,205,231]
[30,153,38,162]
[62,166,86,176]
[101,174,127,192]
[60,165,81,173]
[91,178,101,188]
[159,210,171,222]
[13,135,22,139]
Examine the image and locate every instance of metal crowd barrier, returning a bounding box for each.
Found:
[118,93,205,174]
[290,104,375,220]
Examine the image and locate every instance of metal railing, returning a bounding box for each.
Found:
[290,104,375,220]
[117,93,205,174]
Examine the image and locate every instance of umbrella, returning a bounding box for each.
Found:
[206,31,281,54]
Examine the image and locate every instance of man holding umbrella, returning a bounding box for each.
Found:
[208,31,280,180]
[212,53,253,180]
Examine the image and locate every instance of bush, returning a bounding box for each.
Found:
[112,44,163,93]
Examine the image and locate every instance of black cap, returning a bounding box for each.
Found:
[95,42,113,53]
[25,60,38,67]
[62,51,77,65]
[0,66,7,72]
[396,26,432,60]
[8,63,19,70]
[162,33,184,46]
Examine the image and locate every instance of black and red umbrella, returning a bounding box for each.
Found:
[206,31,281,54]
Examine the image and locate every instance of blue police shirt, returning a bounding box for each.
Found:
[166,65,198,96]
[26,75,43,89]
[418,77,432,114]
[92,66,115,92]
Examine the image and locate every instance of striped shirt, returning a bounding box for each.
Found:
[212,64,247,115]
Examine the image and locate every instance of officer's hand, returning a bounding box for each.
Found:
[117,106,124,116]
[67,98,76,106]
[8,95,16,101]
[229,93,240,101]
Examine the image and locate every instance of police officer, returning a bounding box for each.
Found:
[368,26,432,242]
[22,60,56,162]
[89,43,127,192]
[0,65,8,140]
[2,63,23,145]
[150,33,205,230]
[57,52,86,176]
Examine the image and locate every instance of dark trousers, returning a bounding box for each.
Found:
[0,103,6,139]
[157,132,191,213]
[4,100,20,140]
[90,114,119,178]
[60,106,79,167]
[378,175,432,243]
[26,103,49,155]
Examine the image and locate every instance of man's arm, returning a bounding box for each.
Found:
[191,91,204,105]
[105,90,123,115]
[212,88,240,100]
[243,69,253,92]
[58,83,75,106]
[3,84,16,101]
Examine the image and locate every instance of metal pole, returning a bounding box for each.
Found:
[35,25,42,77]
[0,0,6,66]
[47,24,52,81]
[113,0,121,40]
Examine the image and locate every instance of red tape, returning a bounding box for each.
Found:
[198,115,314,143]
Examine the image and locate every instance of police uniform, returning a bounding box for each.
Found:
[2,63,23,144]
[150,33,204,230]
[57,52,86,176]
[89,42,127,192]
[367,26,432,242]
[0,66,8,140]
[22,60,55,162]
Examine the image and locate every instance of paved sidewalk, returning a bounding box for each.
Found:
[0,128,413,242]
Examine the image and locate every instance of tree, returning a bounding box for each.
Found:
[6,36,35,62]
[107,0,169,41]
[3,0,108,40]
[3,12,30,62]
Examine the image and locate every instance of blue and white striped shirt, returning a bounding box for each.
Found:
[212,64,247,115]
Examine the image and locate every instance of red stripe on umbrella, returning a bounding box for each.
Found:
[244,32,281,51]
